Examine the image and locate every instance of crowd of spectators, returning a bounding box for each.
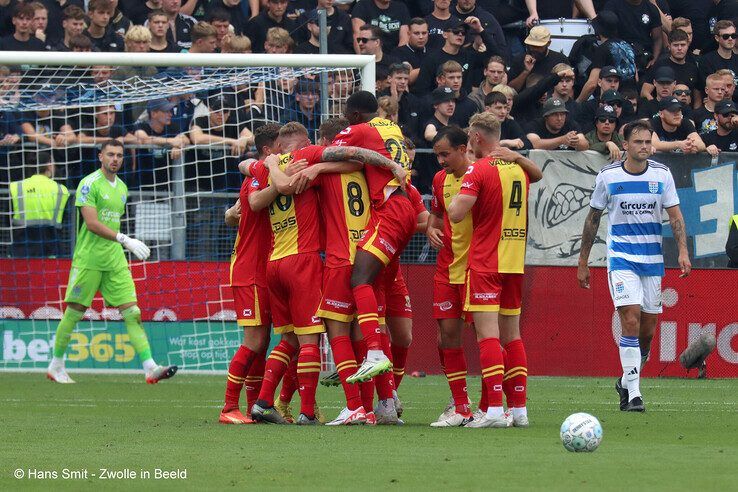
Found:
[2,0,738,193]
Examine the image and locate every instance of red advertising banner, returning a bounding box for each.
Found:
[2,259,736,377]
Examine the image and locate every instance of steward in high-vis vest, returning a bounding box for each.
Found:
[727,214,738,268]
[10,157,69,257]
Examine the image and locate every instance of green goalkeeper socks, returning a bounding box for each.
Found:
[53,307,86,358]
[120,306,153,362]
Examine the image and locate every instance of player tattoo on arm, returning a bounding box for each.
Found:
[577,207,602,289]
[578,208,603,264]
[667,205,692,277]
[322,146,407,187]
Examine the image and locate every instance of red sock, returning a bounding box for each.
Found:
[330,336,362,410]
[438,345,445,372]
[296,343,321,418]
[442,347,470,415]
[503,339,528,408]
[353,339,375,411]
[353,284,381,350]
[257,340,296,407]
[391,344,408,389]
[279,357,298,403]
[244,353,265,414]
[375,332,395,400]
[479,337,504,408]
[224,345,256,412]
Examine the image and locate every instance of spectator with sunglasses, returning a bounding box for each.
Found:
[585,105,623,161]
[699,20,738,93]
[641,29,701,106]
[703,99,738,154]
[673,84,693,107]
[638,66,678,119]
[693,73,726,134]
[355,24,401,74]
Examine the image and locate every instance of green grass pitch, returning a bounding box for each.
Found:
[1,374,736,491]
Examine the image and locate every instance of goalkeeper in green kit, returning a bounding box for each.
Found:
[47,139,177,384]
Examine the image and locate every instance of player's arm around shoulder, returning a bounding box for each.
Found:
[448,167,479,224]
[489,146,542,183]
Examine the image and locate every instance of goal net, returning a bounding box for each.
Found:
[0,51,374,373]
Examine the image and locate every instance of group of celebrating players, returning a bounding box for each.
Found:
[45,87,689,424]
[221,89,542,427]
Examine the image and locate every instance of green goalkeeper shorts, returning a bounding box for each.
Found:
[64,266,137,308]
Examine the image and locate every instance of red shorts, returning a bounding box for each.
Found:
[386,266,412,319]
[464,270,523,315]
[266,253,325,335]
[359,193,416,266]
[433,281,467,320]
[316,265,355,323]
[232,285,270,327]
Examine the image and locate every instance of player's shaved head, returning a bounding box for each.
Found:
[254,123,281,158]
[344,90,378,124]
[319,117,349,143]
[279,122,311,152]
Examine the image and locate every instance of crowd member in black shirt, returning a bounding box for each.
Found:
[297,0,353,55]
[54,5,85,51]
[280,78,322,142]
[0,0,20,39]
[692,73,726,134]
[356,24,401,74]
[452,0,508,60]
[469,55,506,112]
[433,60,478,127]
[190,95,253,191]
[485,91,529,150]
[125,0,162,25]
[575,67,636,129]
[377,63,422,142]
[533,0,597,20]
[392,18,429,85]
[206,1,248,35]
[641,29,701,104]
[351,0,410,51]
[638,66,677,118]
[526,98,588,151]
[650,96,706,153]
[38,0,83,46]
[204,9,233,51]
[603,0,662,67]
[704,99,738,154]
[423,86,456,145]
[295,10,321,54]
[31,2,52,50]
[85,0,125,52]
[508,26,569,92]
[148,9,177,54]
[424,0,459,50]
[578,11,637,101]
[246,0,298,53]
[161,0,197,51]
[414,19,497,95]
[109,0,132,38]
[0,3,46,51]
[700,20,738,91]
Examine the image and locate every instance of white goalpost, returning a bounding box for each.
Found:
[0,51,375,374]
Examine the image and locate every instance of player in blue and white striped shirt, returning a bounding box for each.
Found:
[577,120,691,413]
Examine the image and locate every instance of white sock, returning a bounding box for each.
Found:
[512,407,527,419]
[142,358,157,373]
[619,336,641,400]
[49,356,64,368]
[366,349,387,362]
[486,406,504,419]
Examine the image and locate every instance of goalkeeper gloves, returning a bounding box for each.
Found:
[116,233,151,261]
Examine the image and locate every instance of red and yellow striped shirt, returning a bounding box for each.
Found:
[250,146,324,261]
[459,157,529,274]
[431,170,472,284]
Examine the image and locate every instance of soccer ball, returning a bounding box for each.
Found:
[560,413,603,452]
